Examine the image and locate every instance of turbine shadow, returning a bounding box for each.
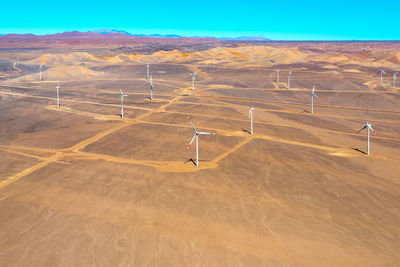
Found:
[184,158,196,166]
[351,147,367,155]
[242,128,251,134]
[303,109,311,113]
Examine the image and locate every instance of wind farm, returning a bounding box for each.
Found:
[0,31,400,267]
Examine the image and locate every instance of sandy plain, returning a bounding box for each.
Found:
[0,39,400,266]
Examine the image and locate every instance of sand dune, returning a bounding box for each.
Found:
[92,46,310,65]
[29,52,104,66]
[387,52,400,64]
[23,45,400,71]
[8,65,103,82]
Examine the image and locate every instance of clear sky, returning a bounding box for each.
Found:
[1,0,399,40]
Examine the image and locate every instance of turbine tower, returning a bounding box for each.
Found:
[287,70,293,89]
[39,64,42,83]
[393,72,398,89]
[149,75,153,100]
[56,82,60,108]
[120,89,128,119]
[310,82,318,114]
[189,72,197,91]
[357,118,375,156]
[186,115,216,167]
[249,105,254,135]
[146,64,150,80]
[379,67,386,86]
[276,68,280,83]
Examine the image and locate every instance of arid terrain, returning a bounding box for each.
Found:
[0,35,400,266]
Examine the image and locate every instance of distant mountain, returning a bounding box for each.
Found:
[0,30,270,42]
[91,29,133,35]
[90,29,182,39]
[143,34,182,39]
[218,36,271,41]
[90,29,270,41]
[0,30,218,49]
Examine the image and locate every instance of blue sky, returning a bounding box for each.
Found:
[1,0,399,40]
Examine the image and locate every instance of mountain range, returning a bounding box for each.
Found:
[0,29,270,41]
[91,29,270,41]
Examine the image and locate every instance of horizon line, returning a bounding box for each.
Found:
[0,30,399,42]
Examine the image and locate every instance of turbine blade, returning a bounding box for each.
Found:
[357,125,367,133]
[314,94,319,99]
[186,115,196,132]
[368,125,375,132]
[198,132,210,135]
[120,89,123,95]
[186,134,196,151]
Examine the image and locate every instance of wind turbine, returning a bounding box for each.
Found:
[357,117,375,156]
[149,75,153,100]
[39,64,42,83]
[287,70,293,89]
[379,67,386,86]
[120,89,128,119]
[393,72,398,89]
[276,68,280,83]
[56,82,60,108]
[189,72,197,91]
[310,82,318,114]
[146,64,150,80]
[249,105,254,135]
[186,115,216,167]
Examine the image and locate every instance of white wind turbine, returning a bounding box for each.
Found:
[287,70,293,89]
[357,117,375,156]
[379,67,386,86]
[146,64,150,80]
[56,82,60,108]
[39,64,42,83]
[249,105,254,135]
[310,82,318,114]
[149,75,154,100]
[186,115,216,167]
[393,72,398,89]
[189,72,197,91]
[120,89,128,119]
[276,68,280,83]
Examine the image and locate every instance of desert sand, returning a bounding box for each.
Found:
[0,38,400,266]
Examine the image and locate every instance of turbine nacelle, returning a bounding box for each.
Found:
[358,123,375,134]
[120,89,127,97]
[189,72,198,78]
[310,83,318,99]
